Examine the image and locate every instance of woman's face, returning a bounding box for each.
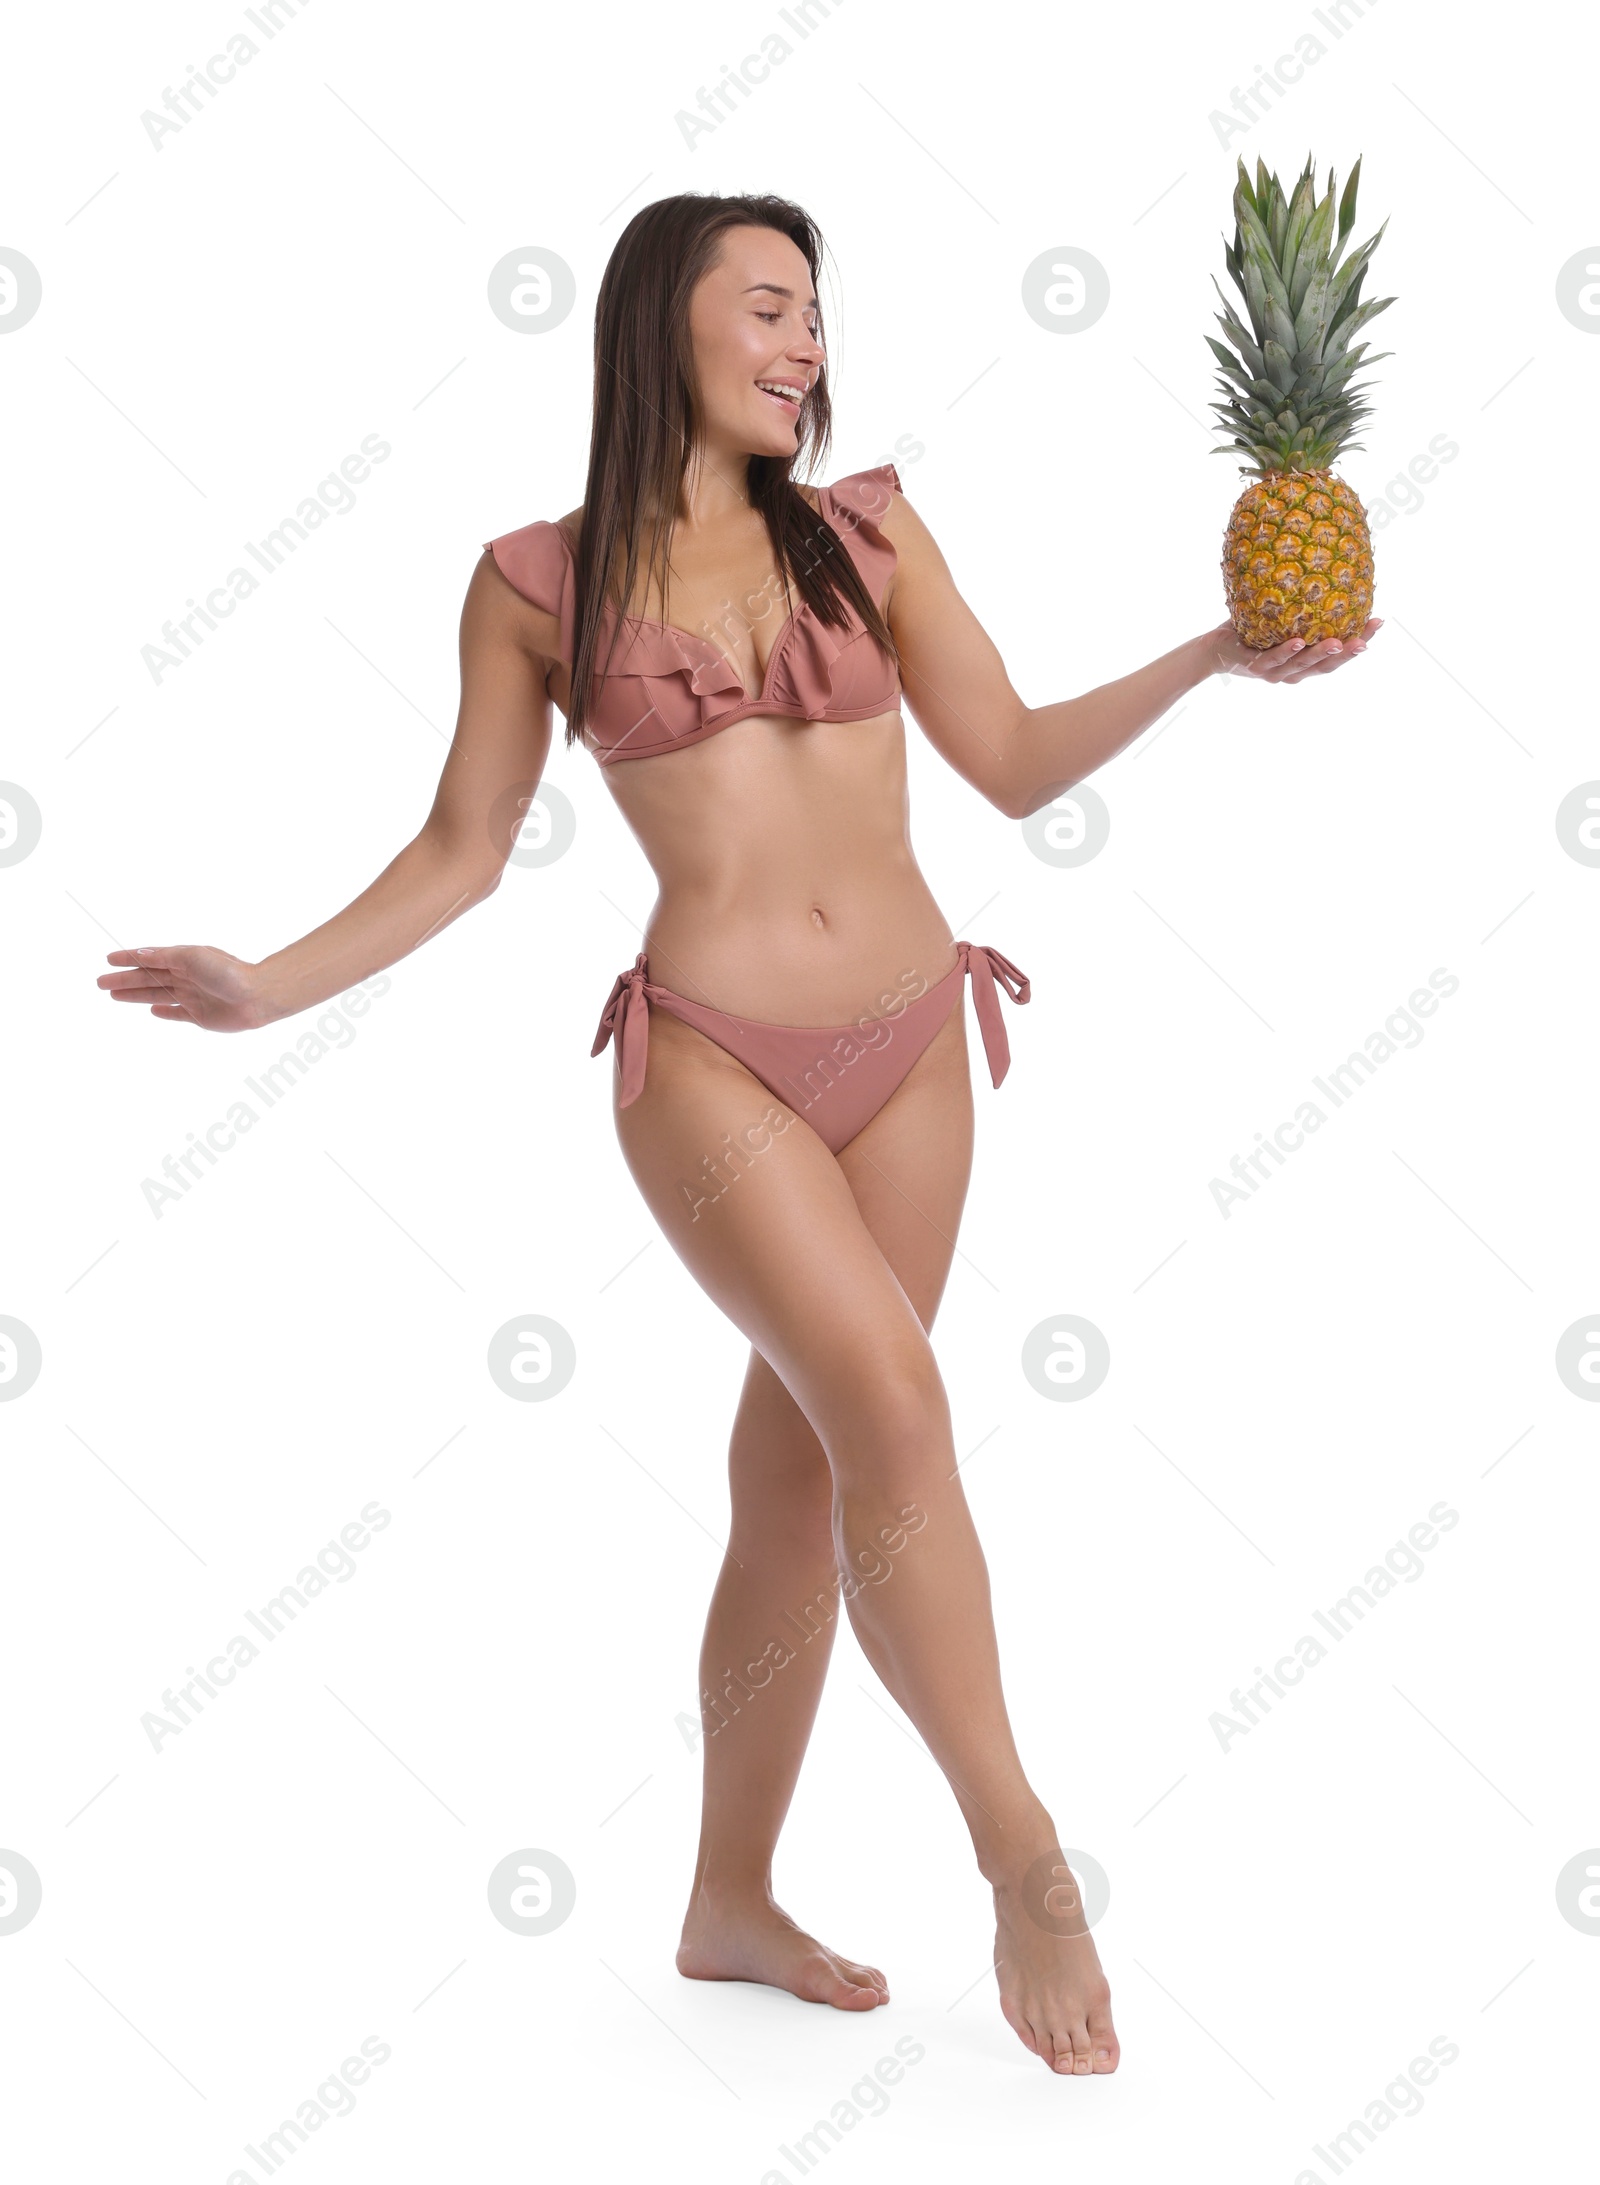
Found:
[687,224,826,464]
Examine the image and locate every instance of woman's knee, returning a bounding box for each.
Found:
[728,1421,834,1553]
[724,1353,835,1555]
[816,1349,951,1499]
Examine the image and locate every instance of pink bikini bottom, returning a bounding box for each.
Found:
[591,940,1030,1154]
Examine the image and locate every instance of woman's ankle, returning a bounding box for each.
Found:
[686,1858,775,1911]
[971,1797,1061,1891]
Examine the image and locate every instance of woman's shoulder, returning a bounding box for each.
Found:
[481,510,576,635]
[822,461,903,521]
[817,464,906,590]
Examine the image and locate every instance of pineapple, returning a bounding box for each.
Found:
[1210,153,1395,648]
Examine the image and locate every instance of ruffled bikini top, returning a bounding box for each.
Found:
[485,463,903,763]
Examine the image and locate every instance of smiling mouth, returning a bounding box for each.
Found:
[756,381,805,414]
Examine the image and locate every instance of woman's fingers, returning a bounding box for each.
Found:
[1237,637,1318,677]
[101,948,190,1012]
[1248,616,1384,679]
[100,973,183,1000]
[1277,642,1345,678]
[100,961,177,987]
[1245,617,1384,676]
[1255,641,1349,679]
[1278,624,1383,680]
[1256,637,1339,675]
[100,951,181,998]
[1219,614,1382,680]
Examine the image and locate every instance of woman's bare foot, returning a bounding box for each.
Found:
[990,1840,1120,2075]
[677,1888,889,2011]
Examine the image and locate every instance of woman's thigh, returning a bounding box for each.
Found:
[835,988,975,1332]
[611,999,976,1447]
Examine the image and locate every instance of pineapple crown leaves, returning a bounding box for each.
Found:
[1209,151,1396,475]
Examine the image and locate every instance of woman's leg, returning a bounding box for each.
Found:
[615,1004,1118,2075]
[677,1349,886,2005]
[677,1005,977,2008]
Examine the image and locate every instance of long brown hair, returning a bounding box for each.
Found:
[563,191,898,750]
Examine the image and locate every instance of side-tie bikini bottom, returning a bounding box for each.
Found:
[591,939,1031,1155]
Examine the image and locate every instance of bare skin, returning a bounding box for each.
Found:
[96,221,1378,2076]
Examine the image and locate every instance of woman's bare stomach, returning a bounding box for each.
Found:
[597,710,962,1025]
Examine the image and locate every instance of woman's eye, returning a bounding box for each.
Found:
[754,308,822,342]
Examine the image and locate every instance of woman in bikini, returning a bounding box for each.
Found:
[98,191,1377,2077]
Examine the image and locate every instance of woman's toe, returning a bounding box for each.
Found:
[1004,1999,1041,2056]
[817,1957,881,2010]
[1062,2021,1094,2074]
[1088,2003,1120,2072]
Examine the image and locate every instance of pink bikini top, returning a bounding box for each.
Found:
[485,463,903,763]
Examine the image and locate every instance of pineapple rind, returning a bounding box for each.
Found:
[1222,469,1374,649]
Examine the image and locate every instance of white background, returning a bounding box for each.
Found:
[3,0,1596,2177]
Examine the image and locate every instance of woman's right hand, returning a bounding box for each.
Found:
[98,945,268,1032]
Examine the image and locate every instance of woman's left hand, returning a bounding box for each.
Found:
[1207,616,1382,681]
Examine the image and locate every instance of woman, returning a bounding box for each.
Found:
[99,191,1376,2077]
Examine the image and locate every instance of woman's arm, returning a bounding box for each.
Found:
[881,487,1379,821]
[99,551,555,1030]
